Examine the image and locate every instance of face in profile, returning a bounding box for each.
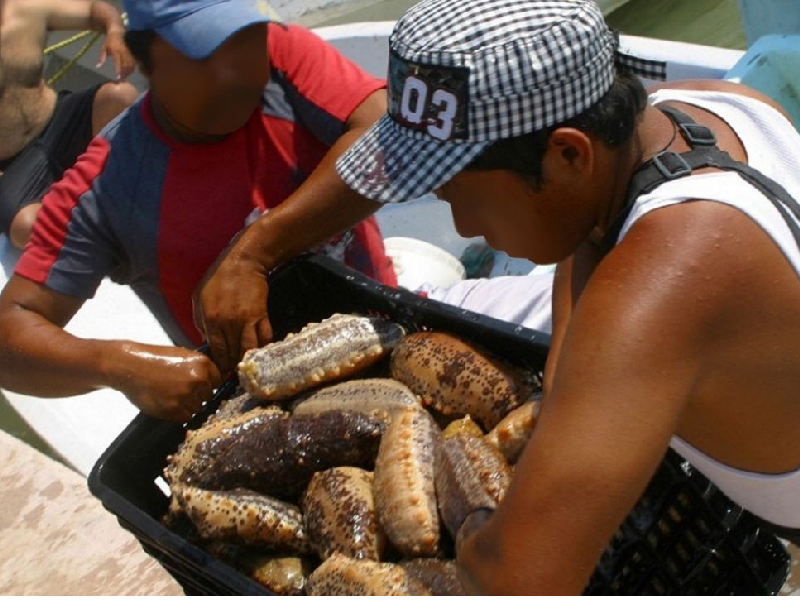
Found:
[148,23,271,136]
[437,129,600,264]
[437,169,578,265]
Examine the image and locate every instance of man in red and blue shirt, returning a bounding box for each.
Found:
[0,0,395,421]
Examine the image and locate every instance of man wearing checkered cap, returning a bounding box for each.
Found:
[339,0,800,593]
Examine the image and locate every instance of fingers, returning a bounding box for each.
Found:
[113,52,123,80]
[240,320,261,357]
[96,47,107,69]
[119,55,136,79]
[206,325,233,377]
[192,294,206,336]
[256,317,273,347]
[167,358,224,423]
[206,358,224,391]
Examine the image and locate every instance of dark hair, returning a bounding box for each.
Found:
[465,68,648,184]
[124,29,158,73]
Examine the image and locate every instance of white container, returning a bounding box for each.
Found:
[384,236,466,290]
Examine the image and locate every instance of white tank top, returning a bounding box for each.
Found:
[617,89,800,529]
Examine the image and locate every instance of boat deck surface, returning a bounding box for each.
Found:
[0,430,182,595]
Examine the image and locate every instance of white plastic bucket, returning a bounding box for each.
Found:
[384,236,466,290]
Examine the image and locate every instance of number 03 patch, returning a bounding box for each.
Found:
[388,51,470,142]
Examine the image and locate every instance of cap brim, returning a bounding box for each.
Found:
[337,114,489,204]
[156,0,274,60]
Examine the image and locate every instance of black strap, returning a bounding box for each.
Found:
[600,105,800,254]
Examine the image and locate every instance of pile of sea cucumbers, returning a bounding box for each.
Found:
[163,313,542,595]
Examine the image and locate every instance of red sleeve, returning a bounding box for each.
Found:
[15,137,111,295]
[267,23,386,124]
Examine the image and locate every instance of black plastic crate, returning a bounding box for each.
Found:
[88,254,790,595]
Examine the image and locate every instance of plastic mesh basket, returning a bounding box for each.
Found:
[88,254,790,595]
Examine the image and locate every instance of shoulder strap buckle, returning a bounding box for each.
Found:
[652,150,692,180]
[678,122,717,146]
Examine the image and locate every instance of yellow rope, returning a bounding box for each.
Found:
[43,29,96,55]
[47,32,102,86]
[44,12,128,86]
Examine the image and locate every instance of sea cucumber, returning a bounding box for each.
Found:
[238,313,405,401]
[307,554,432,595]
[390,331,539,430]
[373,407,441,557]
[302,467,385,561]
[174,485,310,554]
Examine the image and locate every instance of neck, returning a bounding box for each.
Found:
[588,106,673,246]
[149,94,227,144]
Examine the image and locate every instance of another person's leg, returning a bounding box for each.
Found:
[90,82,139,136]
[2,82,137,248]
[0,144,54,249]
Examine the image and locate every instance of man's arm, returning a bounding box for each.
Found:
[27,0,134,78]
[544,241,605,394]
[194,89,386,374]
[0,276,222,422]
[455,205,729,593]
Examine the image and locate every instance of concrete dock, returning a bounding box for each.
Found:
[0,430,181,595]
[1,426,799,595]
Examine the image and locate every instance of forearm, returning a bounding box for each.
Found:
[456,498,596,595]
[0,307,127,397]
[88,1,125,35]
[44,0,124,34]
[230,131,382,275]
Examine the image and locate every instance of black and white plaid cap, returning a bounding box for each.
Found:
[337,0,666,203]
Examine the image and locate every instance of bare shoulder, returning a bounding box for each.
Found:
[2,0,78,25]
[595,197,800,334]
[646,79,793,123]
[1,0,48,30]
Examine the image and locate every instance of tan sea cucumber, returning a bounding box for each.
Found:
[442,415,484,439]
[245,554,313,596]
[203,544,312,595]
[238,313,405,401]
[209,390,285,423]
[174,485,310,554]
[401,559,465,595]
[390,331,539,430]
[291,378,421,423]
[302,467,385,561]
[434,432,512,537]
[484,398,542,463]
[373,407,441,557]
[307,554,432,595]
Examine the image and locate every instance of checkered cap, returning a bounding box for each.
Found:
[337,0,666,203]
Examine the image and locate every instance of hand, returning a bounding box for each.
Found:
[193,248,273,377]
[455,507,495,555]
[114,343,223,422]
[98,29,135,79]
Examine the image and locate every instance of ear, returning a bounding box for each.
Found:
[546,127,594,177]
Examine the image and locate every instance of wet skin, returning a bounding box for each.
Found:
[0,24,385,421]
[439,80,800,594]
